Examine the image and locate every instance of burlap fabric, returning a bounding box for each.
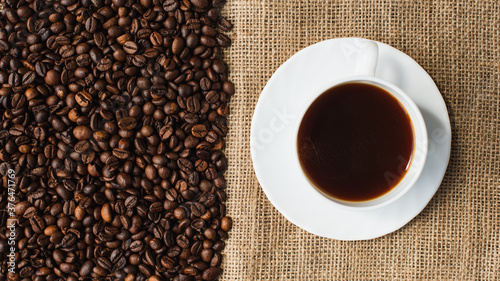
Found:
[218,0,499,280]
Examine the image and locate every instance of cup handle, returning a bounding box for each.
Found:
[354,41,378,76]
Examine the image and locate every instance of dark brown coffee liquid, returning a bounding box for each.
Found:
[297,82,414,202]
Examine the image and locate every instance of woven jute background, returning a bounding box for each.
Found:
[219,1,499,280]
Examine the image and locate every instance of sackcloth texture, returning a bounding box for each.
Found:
[219,0,499,280]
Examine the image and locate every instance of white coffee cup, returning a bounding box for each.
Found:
[293,41,428,210]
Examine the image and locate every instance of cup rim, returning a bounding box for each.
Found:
[293,76,428,211]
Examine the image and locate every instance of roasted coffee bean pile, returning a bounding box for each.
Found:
[0,0,233,280]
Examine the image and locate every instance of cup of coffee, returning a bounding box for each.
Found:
[293,41,427,210]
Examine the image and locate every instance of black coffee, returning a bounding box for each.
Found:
[297,82,414,202]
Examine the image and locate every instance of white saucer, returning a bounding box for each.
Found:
[250,38,451,240]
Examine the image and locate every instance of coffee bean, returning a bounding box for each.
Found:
[200,35,216,47]
[130,240,144,252]
[23,206,38,218]
[172,37,185,55]
[35,62,48,77]
[22,71,36,85]
[125,196,138,209]
[149,201,163,213]
[199,77,211,91]
[108,249,123,264]
[202,267,220,281]
[118,117,137,130]
[76,54,91,67]
[0,40,9,51]
[123,41,138,54]
[206,68,219,82]
[140,48,158,60]
[191,218,206,232]
[132,54,147,67]
[75,91,92,107]
[116,33,130,45]
[8,124,24,136]
[163,0,180,11]
[60,45,75,58]
[216,33,231,47]
[220,217,232,231]
[101,203,113,223]
[114,256,127,271]
[93,265,108,276]
[44,70,60,85]
[11,93,26,109]
[19,267,34,278]
[119,215,131,229]
[115,173,131,188]
[96,57,112,71]
[56,35,70,45]
[73,126,92,140]
[217,16,233,32]
[151,83,167,96]
[51,118,67,132]
[178,84,193,97]
[159,125,174,140]
[93,32,106,48]
[60,263,77,274]
[176,234,190,248]
[150,31,162,46]
[7,72,19,87]
[191,124,208,138]
[191,0,209,9]
[177,158,194,173]
[97,257,113,271]
[61,233,76,248]
[79,261,94,277]
[85,17,98,33]
[223,81,235,95]
[186,96,201,113]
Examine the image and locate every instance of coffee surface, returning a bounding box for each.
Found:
[297,82,414,202]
